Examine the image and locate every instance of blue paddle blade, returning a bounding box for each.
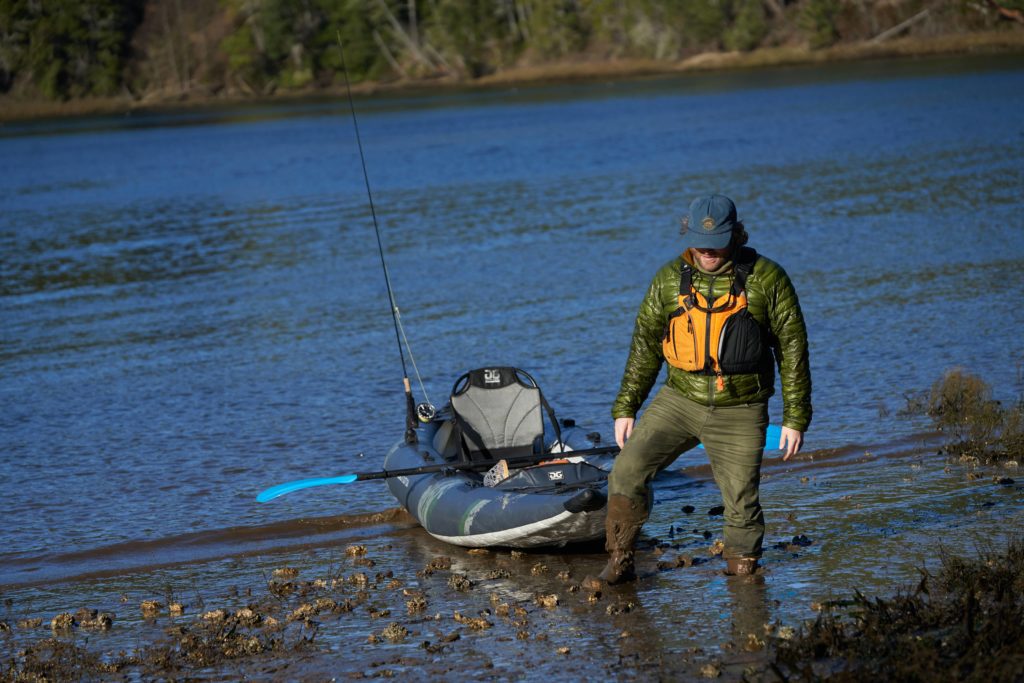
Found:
[256,474,359,503]
[694,423,783,451]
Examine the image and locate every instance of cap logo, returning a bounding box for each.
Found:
[702,216,716,231]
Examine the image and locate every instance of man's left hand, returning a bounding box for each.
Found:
[779,427,803,461]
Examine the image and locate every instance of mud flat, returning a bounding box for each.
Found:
[2,428,1022,680]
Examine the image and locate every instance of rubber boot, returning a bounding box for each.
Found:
[724,557,759,576]
[595,494,648,585]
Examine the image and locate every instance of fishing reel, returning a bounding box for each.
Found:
[416,402,437,423]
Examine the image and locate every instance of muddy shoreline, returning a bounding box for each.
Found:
[2,31,1022,125]
[2,428,1021,681]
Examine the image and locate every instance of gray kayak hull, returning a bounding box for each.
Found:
[384,421,615,548]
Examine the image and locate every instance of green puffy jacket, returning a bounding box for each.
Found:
[611,248,812,432]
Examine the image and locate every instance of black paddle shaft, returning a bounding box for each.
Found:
[355,445,620,481]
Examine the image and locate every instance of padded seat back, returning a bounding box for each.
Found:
[449,367,558,463]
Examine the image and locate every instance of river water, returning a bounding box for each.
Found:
[2,55,1023,677]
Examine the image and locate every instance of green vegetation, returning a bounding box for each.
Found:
[771,539,1024,681]
[925,369,1024,463]
[0,0,1021,103]
[0,0,142,99]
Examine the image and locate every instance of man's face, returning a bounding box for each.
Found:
[693,246,730,271]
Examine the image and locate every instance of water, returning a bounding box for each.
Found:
[1,55,1023,676]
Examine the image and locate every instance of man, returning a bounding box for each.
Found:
[599,194,811,583]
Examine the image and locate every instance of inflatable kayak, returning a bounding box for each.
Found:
[384,367,617,548]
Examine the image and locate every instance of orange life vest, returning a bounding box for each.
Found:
[662,250,765,391]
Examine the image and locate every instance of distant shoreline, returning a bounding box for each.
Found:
[2,30,1022,125]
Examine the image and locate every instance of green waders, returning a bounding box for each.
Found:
[606,385,769,571]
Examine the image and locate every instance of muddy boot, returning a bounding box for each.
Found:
[724,557,759,576]
[595,494,648,585]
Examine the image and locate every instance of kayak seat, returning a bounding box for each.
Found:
[449,367,561,464]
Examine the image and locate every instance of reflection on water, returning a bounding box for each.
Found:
[1,54,1023,674]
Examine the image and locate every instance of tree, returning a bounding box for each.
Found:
[0,0,142,98]
[724,0,768,51]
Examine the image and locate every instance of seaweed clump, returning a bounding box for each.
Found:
[771,539,1024,681]
[924,369,1024,464]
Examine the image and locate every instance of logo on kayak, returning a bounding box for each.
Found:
[483,369,501,384]
[547,471,564,481]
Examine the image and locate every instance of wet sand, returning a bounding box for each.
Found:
[2,430,1021,681]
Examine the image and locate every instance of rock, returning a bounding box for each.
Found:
[202,609,228,622]
[168,603,184,616]
[534,594,559,609]
[288,604,316,622]
[709,540,725,556]
[17,618,42,629]
[682,505,696,514]
[707,505,724,516]
[406,596,428,614]
[140,600,162,616]
[79,610,113,631]
[428,556,452,570]
[467,548,490,555]
[235,608,261,627]
[381,622,408,642]
[314,598,337,613]
[447,573,474,591]
[556,646,571,655]
[453,611,491,630]
[700,663,722,678]
[75,608,97,622]
[345,544,367,557]
[272,566,300,579]
[50,613,75,631]
[485,568,511,579]
[606,601,634,615]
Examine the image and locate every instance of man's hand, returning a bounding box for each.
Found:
[779,427,804,461]
[614,417,635,448]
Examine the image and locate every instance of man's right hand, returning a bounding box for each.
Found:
[614,417,635,448]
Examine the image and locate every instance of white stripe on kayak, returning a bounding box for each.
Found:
[429,509,599,548]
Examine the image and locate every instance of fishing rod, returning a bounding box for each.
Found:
[337,33,433,444]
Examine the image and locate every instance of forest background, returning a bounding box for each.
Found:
[1,0,1023,118]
